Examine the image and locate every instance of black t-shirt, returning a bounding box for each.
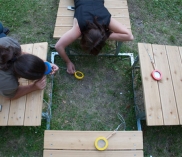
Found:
[74,0,111,32]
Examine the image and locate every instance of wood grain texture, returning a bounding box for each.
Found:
[166,45,182,124]
[152,44,179,125]
[0,95,11,126]
[24,42,48,126]
[8,81,28,126]
[21,44,34,54]
[44,150,144,157]
[44,130,143,157]
[0,42,48,126]
[138,43,163,125]
[54,0,131,38]
[138,43,182,126]
[44,131,143,150]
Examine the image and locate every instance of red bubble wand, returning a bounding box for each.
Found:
[143,44,162,81]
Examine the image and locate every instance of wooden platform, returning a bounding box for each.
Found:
[138,43,182,126]
[44,130,143,157]
[0,42,48,126]
[53,0,131,38]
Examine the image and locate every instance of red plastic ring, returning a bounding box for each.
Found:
[151,70,162,81]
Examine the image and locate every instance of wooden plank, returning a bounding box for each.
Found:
[6,44,33,126]
[152,44,179,125]
[21,43,34,54]
[58,0,128,8]
[55,17,74,27]
[179,47,182,58]
[8,80,28,126]
[54,0,131,38]
[32,42,48,60]
[24,90,44,126]
[105,0,128,8]
[0,95,11,126]
[114,17,131,28]
[0,43,47,126]
[138,43,163,125]
[59,0,74,7]
[55,17,131,28]
[44,131,143,150]
[107,8,129,17]
[166,46,182,124]
[179,46,182,122]
[57,7,129,18]
[53,26,132,39]
[24,42,48,126]
[57,7,74,17]
[53,26,72,39]
[44,150,144,157]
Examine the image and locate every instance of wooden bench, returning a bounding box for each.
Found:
[44,130,143,157]
[53,0,131,38]
[0,42,48,126]
[53,0,132,56]
[137,43,182,126]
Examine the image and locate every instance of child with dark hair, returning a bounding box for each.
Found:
[0,37,59,99]
[55,0,134,74]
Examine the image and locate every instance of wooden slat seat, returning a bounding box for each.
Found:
[53,0,131,38]
[44,130,143,157]
[0,42,48,126]
[138,43,182,126]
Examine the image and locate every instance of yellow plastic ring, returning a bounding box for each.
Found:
[74,71,84,80]
[94,136,108,151]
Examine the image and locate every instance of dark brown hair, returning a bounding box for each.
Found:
[0,45,45,80]
[0,45,21,70]
[80,18,112,55]
[13,54,45,80]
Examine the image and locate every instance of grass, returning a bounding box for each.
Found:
[0,0,58,44]
[51,56,135,131]
[0,0,182,156]
[0,123,46,156]
[128,0,182,54]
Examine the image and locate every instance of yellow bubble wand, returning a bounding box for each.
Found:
[94,113,126,151]
[59,67,84,80]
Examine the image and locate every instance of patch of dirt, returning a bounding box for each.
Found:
[7,135,25,152]
[51,55,136,131]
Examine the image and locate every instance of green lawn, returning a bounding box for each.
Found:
[0,0,182,156]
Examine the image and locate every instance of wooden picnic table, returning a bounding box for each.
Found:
[138,43,182,126]
[44,130,143,157]
[0,42,48,126]
[53,0,131,39]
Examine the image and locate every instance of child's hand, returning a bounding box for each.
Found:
[50,63,59,74]
[34,76,46,90]
[66,62,76,74]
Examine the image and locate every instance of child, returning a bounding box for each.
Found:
[0,37,59,99]
[55,0,134,74]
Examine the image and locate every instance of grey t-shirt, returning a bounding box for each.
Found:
[0,37,21,98]
[0,68,19,97]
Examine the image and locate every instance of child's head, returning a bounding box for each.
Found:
[0,40,46,80]
[80,18,111,55]
[0,44,21,69]
[13,54,46,80]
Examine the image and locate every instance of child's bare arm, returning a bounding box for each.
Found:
[10,76,46,100]
[108,18,134,41]
[55,18,81,74]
